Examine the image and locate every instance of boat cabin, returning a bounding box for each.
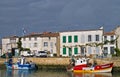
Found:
[75,58,89,66]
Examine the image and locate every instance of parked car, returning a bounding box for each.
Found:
[21,51,34,57]
[35,51,47,57]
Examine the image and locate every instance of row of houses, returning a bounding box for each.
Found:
[1,26,120,57]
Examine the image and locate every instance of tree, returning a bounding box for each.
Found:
[114,36,120,56]
[17,37,23,55]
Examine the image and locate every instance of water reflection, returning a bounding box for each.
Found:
[5,70,34,77]
[73,72,112,77]
[5,70,68,77]
[0,69,119,77]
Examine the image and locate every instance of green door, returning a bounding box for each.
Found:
[69,48,72,56]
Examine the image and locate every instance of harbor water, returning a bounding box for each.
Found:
[0,69,120,77]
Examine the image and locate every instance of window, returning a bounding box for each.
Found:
[88,47,92,54]
[29,37,31,41]
[23,43,26,48]
[63,36,66,43]
[50,42,53,48]
[44,42,48,47]
[74,47,78,54]
[74,35,78,42]
[34,43,37,47]
[81,46,85,55]
[68,36,72,43]
[81,35,85,43]
[48,37,51,40]
[110,36,114,40]
[96,47,99,54]
[29,43,31,48]
[63,47,66,54]
[95,35,99,41]
[88,35,92,42]
[51,49,53,53]
[34,37,37,41]
[104,47,108,54]
[110,47,114,54]
[104,36,107,41]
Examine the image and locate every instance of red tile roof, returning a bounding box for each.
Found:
[104,31,115,35]
[22,32,59,38]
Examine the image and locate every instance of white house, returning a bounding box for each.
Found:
[103,31,116,56]
[114,26,120,49]
[59,28,103,57]
[2,36,19,55]
[21,32,59,56]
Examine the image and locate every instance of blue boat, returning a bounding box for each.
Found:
[5,57,37,70]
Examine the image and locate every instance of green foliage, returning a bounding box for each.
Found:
[17,37,22,50]
[17,37,23,55]
[22,48,30,51]
[104,40,110,44]
[53,53,57,57]
[114,48,120,56]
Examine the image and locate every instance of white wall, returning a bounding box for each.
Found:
[60,29,103,56]
[103,35,116,54]
[21,36,57,54]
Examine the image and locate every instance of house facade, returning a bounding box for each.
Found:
[60,29,103,57]
[21,32,59,56]
[103,31,116,56]
[2,36,19,55]
[0,44,2,56]
[114,26,120,49]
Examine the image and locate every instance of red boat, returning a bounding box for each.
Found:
[67,57,113,73]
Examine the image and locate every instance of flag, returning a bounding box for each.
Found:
[22,28,26,35]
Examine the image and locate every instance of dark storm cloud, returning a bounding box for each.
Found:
[59,0,120,29]
[0,0,120,40]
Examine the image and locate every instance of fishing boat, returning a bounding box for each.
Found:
[5,57,37,70]
[67,57,113,73]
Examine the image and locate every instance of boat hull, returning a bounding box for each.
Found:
[73,63,113,73]
[5,63,37,70]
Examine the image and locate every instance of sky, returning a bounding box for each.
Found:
[0,0,120,41]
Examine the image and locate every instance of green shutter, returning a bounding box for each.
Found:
[63,36,66,43]
[68,36,72,43]
[74,47,78,54]
[74,35,78,42]
[63,47,66,54]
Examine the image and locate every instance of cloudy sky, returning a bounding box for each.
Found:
[0,0,120,40]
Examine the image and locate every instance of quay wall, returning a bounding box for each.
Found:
[0,57,120,67]
[13,57,70,65]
